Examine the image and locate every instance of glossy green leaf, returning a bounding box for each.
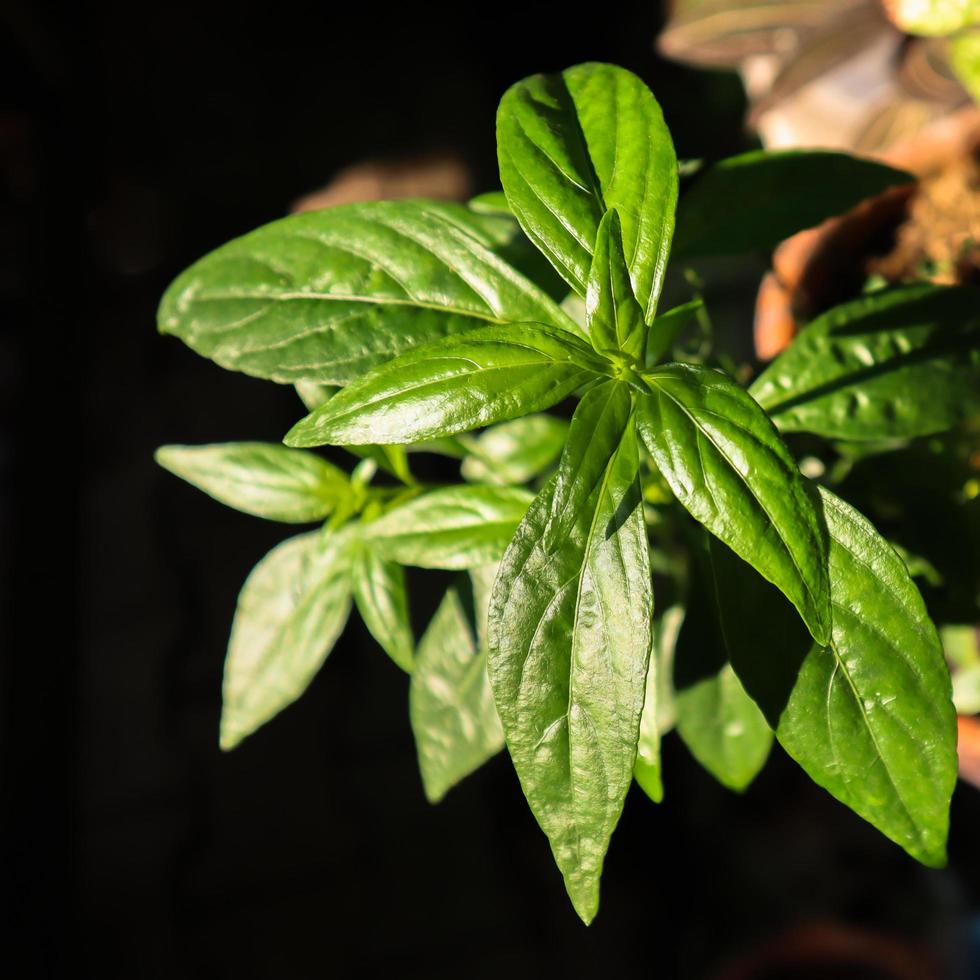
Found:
[353,545,414,671]
[410,588,504,803]
[750,285,980,441]
[460,414,569,486]
[586,210,645,354]
[489,382,652,923]
[634,606,684,804]
[158,200,578,385]
[672,149,912,258]
[497,62,678,318]
[673,533,772,791]
[155,442,349,523]
[712,490,957,867]
[637,363,831,644]
[221,529,354,749]
[284,323,606,448]
[364,486,533,569]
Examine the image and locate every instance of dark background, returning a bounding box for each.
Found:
[3,1,980,977]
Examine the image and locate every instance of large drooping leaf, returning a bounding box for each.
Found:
[221,529,354,750]
[363,486,533,569]
[410,588,504,803]
[709,491,957,867]
[672,531,772,792]
[634,606,684,804]
[460,414,569,486]
[284,323,606,447]
[671,150,912,258]
[585,210,645,355]
[155,442,349,523]
[488,381,653,923]
[352,545,414,672]
[637,363,831,645]
[750,285,980,440]
[497,62,678,319]
[158,200,579,385]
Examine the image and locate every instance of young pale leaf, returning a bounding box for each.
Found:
[410,588,504,803]
[352,546,414,672]
[364,486,533,569]
[586,210,645,354]
[460,414,569,486]
[497,62,678,319]
[158,200,578,385]
[637,363,831,645]
[672,150,912,258]
[284,323,605,447]
[750,285,980,440]
[709,492,957,867]
[673,535,772,792]
[635,605,685,804]
[221,529,354,749]
[155,442,349,523]
[489,382,653,924]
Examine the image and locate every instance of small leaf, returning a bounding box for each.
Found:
[586,210,645,354]
[489,381,653,923]
[637,363,831,645]
[634,606,684,804]
[155,442,349,523]
[497,62,678,318]
[159,200,578,385]
[364,486,533,569]
[295,380,336,411]
[284,323,606,448]
[221,529,354,749]
[750,285,980,441]
[352,545,414,672]
[712,491,958,867]
[672,149,912,258]
[461,414,569,486]
[409,588,504,803]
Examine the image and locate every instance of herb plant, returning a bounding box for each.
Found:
[156,62,980,923]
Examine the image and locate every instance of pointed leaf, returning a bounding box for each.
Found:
[364,486,533,569]
[159,200,578,385]
[221,529,354,749]
[586,210,644,353]
[410,588,504,803]
[284,324,606,448]
[750,285,980,441]
[637,363,831,644]
[460,414,569,486]
[156,442,349,523]
[672,150,912,258]
[489,382,653,923]
[497,62,678,318]
[353,546,414,672]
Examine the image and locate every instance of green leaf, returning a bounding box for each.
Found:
[460,414,569,486]
[586,210,645,354]
[637,363,831,645]
[497,62,678,319]
[409,588,504,803]
[295,380,336,411]
[634,606,684,804]
[672,149,912,258]
[712,490,957,867]
[750,285,980,441]
[155,442,349,523]
[645,298,703,366]
[468,191,510,214]
[488,381,653,923]
[352,545,414,671]
[672,532,772,792]
[364,486,533,569]
[221,529,354,749]
[158,200,578,385]
[284,323,606,447]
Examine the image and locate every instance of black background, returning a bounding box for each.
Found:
[3,1,980,977]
